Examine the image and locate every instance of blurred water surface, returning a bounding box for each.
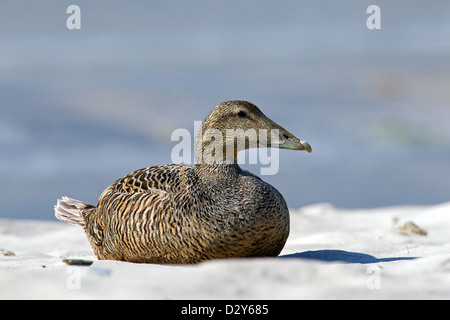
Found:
[1,1,450,219]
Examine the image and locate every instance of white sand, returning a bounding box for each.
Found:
[1,202,450,299]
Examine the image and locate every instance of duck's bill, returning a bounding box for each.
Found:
[258,116,312,152]
[278,135,312,152]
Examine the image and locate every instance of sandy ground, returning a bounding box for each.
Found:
[1,202,450,299]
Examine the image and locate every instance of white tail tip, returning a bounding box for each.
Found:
[54,196,94,227]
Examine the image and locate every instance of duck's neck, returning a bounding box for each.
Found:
[194,127,242,177]
[194,125,238,165]
[194,162,242,178]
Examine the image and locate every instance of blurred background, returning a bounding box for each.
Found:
[1,1,449,220]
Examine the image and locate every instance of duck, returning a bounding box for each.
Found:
[55,100,311,264]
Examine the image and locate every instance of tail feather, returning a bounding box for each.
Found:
[54,196,95,227]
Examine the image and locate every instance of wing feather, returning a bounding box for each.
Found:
[86,164,195,261]
[113,164,192,194]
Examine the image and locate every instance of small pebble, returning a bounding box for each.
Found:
[0,249,15,256]
[62,258,94,266]
[393,218,427,236]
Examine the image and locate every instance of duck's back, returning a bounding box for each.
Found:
[76,164,289,264]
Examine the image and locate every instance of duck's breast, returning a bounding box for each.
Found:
[188,172,290,258]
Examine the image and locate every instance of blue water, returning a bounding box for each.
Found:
[1,1,450,219]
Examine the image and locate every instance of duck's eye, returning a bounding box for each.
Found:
[237,111,247,118]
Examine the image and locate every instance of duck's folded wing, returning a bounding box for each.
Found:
[112,164,193,194]
[85,164,195,258]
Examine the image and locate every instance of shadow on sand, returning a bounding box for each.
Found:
[280,249,417,264]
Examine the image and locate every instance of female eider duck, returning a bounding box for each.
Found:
[55,100,311,264]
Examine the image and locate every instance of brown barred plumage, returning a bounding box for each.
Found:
[55,101,311,264]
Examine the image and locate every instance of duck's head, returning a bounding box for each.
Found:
[195,100,311,164]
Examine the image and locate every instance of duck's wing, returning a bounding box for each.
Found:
[112,164,193,194]
[86,164,196,262]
